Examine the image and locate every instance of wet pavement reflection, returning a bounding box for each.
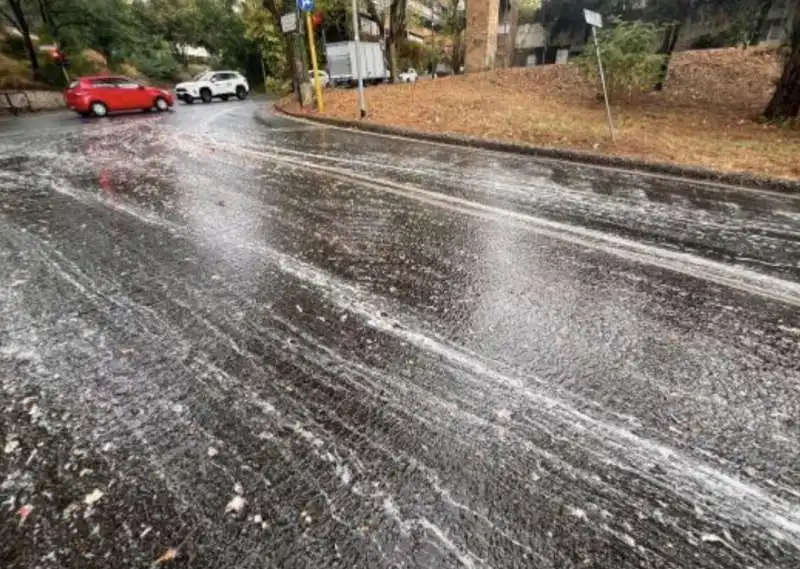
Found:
[1,102,799,569]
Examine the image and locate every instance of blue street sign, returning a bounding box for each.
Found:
[299,0,314,11]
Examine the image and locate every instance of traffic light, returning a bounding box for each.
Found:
[52,49,69,68]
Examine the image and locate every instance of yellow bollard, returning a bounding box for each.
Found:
[305,12,324,113]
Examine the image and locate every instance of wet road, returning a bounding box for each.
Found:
[1,101,799,569]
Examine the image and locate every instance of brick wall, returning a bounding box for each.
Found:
[465,0,500,73]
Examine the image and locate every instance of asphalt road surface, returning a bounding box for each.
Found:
[1,101,799,569]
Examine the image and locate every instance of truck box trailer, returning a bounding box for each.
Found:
[326,41,388,86]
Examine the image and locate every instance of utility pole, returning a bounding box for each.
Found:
[306,10,325,112]
[351,0,367,118]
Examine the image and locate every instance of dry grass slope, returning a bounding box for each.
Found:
[297,48,800,180]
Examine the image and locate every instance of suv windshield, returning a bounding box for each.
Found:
[192,71,212,81]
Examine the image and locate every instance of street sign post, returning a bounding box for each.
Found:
[351,0,367,118]
[584,9,615,142]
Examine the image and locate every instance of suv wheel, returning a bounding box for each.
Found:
[236,86,248,100]
[200,88,212,104]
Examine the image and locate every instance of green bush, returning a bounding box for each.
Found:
[0,35,28,59]
[0,53,38,89]
[576,21,666,103]
[126,42,181,82]
[265,77,291,96]
[37,51,108,89]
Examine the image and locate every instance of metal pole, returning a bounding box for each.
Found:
[592,26,615,142]
[293,0,303,104]
[351,0,367,118]
[306,11,325,112]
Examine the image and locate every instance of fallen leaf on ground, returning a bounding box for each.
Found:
[290,47,800,181]
[17,504,33,523]
[154,548,178,564]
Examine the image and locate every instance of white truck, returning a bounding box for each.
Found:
[325,42,388,87]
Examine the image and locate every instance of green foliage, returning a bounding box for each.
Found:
[517,0,543,25]
[397,42,434,72]
[265,76,292,96]
[576,20,667,102]
[128,41,182,81]
[0,52,34,88]
[0,34,29,59]
[241,0,286,78]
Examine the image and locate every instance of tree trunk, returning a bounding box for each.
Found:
[37,0,59,43]
[763,20,800,120]
[388,41,398,82]
[5,0,40,77]
[655,0,692,91]
[283,33,302,96]
[750,0,774,46]
[388,0,407,83]
[655,20,684,91]
[452,31,463,73]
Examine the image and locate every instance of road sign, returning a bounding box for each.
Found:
[583,9,603,28]
[299,0,314,12]
[281,12,297,33]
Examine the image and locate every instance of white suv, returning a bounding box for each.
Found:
[175,71,250,104]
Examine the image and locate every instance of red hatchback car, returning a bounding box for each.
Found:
[65,76,174,117]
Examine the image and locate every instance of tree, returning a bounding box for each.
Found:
[363,0,408,81]
[750,0,775,46]
[1,0,40,76]
[653,0,693,89]
[144,0,203,64]
[441,0,466,73]
[243,0,285,75]
[39,0,140,61]
[763,0,800,120]
[576,20,665,102]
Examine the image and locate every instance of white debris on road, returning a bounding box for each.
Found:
[4,438,20,454]
[225,495,246,514]
[83,489,105,506]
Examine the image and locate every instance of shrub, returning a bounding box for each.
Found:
[0,35,29,59]
[121,41,181,82]
[0,53,38,89]
[37,50,108,89]
[265,77,291,96]
[576,21,666,103]
[115,62,141,79]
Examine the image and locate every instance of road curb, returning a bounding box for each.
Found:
[268,104,800,195]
